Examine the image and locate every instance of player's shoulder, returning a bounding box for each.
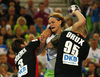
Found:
[83,40,90,48]
[62,30,72,34]
[46,34,56,44]
[31,39,39,42]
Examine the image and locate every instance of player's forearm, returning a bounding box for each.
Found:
[36,43,46,55]
[41,28,52,39]
[90,9,93,15]
[95,63,100,67]
[72,11,86,31]
[74,10,86,25]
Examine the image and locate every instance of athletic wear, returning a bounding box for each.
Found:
[46,34,57,70]
[45,70,54,77]
[45,27,73,77]
[15,39,40,77]
[87,47,100,63]
[45,34,57,77]
[55,31,90,77]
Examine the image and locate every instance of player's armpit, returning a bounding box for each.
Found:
[47,41,55,49]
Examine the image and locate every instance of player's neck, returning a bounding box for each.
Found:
[56,29,62,35]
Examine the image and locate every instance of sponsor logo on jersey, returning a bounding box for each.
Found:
[18,65,28,77]
[63,53,78,66]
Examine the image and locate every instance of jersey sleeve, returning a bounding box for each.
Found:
[26,39,40,51]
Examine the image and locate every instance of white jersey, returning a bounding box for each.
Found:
[46,34,57,70]
[87,47,100,63]
[64,26,72,31]
[45,26,73,70]
[37,54,47,68]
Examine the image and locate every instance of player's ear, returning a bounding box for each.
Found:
[59,20,62,25]
[21,44,25,48]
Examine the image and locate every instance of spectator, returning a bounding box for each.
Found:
[25,24,40,42]
[33,2,49,27]
[12,67,18,77]
[82,66,88,76]
[8,0,20,15]
[0,63,9,77]
[28,34,35,43]
[62,17,73,31]
[0,54,13,73]
[13,16,28,35]
[5,6,18,29]
[87,33,100,51]
[85,62,99,77]
[25,0,37,18]
[93,33,100,49]
[66,17,73,27]
[0,0,7,12]
[6,46,15,69]
[0,27,10,45]
[55,7,62,14]
[0,35,7,55]
[85,39,100,69]
[13,26,24,39]
[14,0,21,14]
[6,27,13,48]
[20,7,34,28]
[78,0,93,17]
[0,4,5,17]
[1,0,9,7]
[37,49,47,70]
[38,61,44,77]
[35,17,46,34]
[43,0,54,14]
[90,1,100,36]
[0,17,11,32]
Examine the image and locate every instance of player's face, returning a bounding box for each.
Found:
[49,18,62,34]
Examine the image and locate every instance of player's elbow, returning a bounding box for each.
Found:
[81,18,86,26]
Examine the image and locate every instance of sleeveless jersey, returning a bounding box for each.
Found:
[15,39,40,77]
[55,31,90,77]
[46,34,57,70]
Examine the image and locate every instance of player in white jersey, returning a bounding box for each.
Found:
[40,10,86,77]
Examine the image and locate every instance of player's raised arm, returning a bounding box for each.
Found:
[72,10,86,31]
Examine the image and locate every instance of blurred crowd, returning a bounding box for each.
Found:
[0,0,100,77]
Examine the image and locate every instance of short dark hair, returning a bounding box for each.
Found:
[29,24,35,29]
[11,38,25,53]
[0,17,7,24]
[21,6,26,9]
[39,2,44,7]
[91,38,98,42]
[88,62,96,67]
